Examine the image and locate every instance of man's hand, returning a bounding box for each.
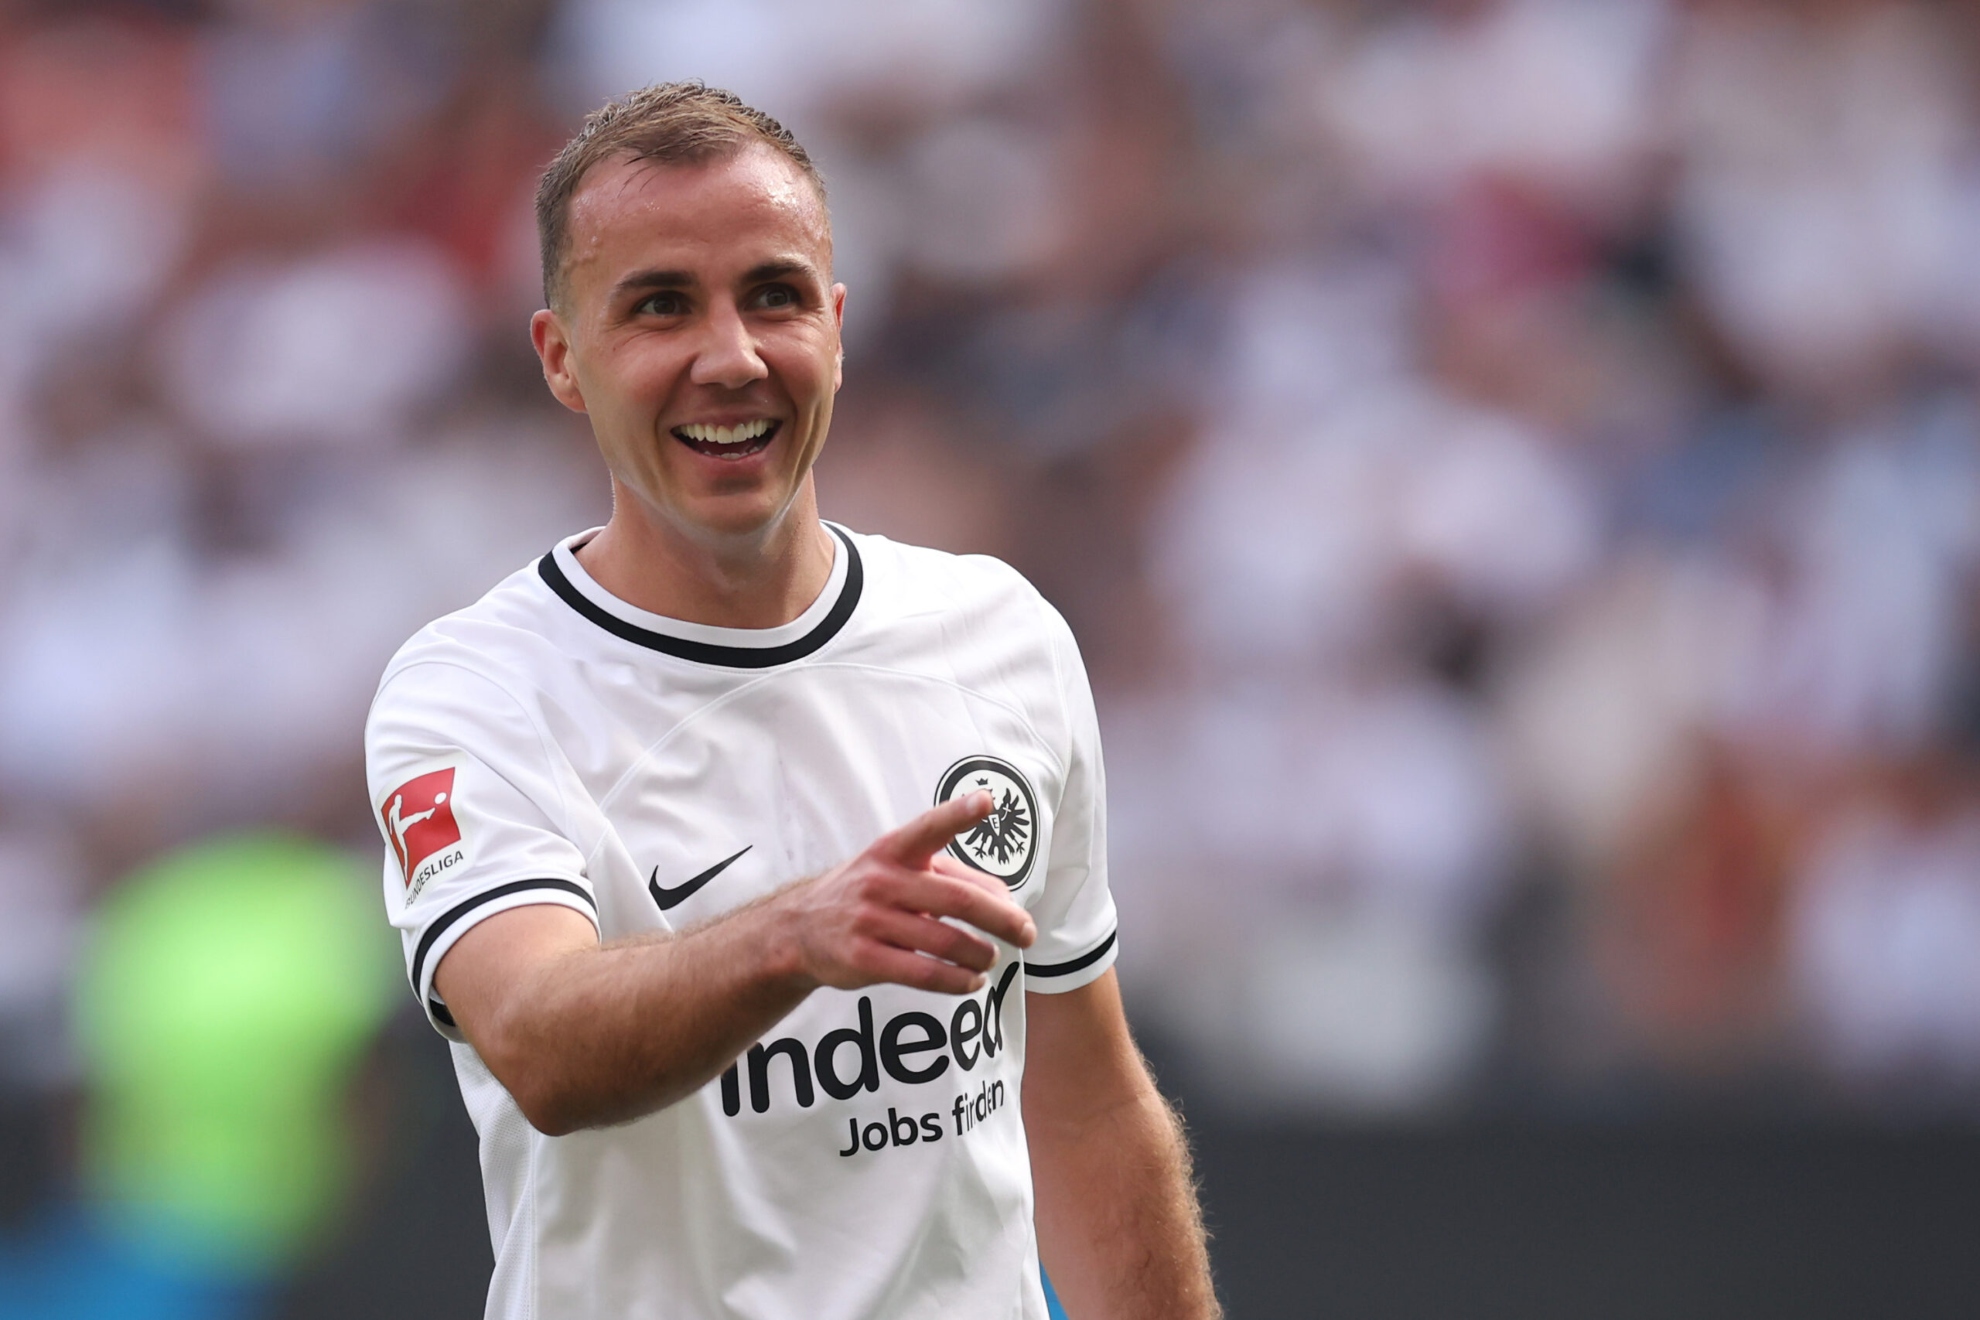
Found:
[434,790,1034,1134]
[774,789,1037,995]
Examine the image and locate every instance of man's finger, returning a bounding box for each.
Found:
[860,908,1000,973]
[857,943,987,996]
[884,866,1036,949]
[929,852,1009,896]
[873,791,993,867]
[926,857,1037,949]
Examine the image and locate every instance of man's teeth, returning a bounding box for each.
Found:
[677,420,774,446]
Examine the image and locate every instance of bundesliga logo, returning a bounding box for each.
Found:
[382,767,465,901]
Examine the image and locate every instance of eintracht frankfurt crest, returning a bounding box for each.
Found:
[936,755,1038,891]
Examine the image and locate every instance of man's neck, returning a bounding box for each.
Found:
[574,487,837,630]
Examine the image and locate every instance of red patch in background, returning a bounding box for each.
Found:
[382,767,461,884]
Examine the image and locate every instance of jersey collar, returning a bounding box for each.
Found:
[537,523,862,668]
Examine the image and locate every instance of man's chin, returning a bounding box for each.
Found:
[640,489,811,550]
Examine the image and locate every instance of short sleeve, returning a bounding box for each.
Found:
[1022,606,1119,993]
[366,661,597,1038]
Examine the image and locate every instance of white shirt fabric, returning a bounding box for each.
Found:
[364,524,1118,1320]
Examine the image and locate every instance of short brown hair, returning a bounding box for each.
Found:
[534,81,827,308]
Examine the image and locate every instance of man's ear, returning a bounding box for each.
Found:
[831,283,847,391]
[531,308,588,415]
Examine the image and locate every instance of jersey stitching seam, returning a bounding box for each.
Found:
[381,658,589,853]
[590,663,1069,823]
[1042,599,1078,823]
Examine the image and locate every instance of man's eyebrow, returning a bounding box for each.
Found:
[610,261,820,303]
[611,268,696,300]
[743,260,817,284]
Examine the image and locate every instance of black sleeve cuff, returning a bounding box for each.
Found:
[1024,929,1117,979]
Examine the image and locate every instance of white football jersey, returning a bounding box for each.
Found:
[364,524,1118,1320]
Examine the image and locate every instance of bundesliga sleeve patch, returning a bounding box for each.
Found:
[381,767,468,901]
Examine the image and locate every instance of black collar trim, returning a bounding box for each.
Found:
[537,525,862,669]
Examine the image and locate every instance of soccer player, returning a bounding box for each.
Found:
[364,82,1218,1320]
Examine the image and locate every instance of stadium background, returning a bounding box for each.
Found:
[3,0,1980,1315]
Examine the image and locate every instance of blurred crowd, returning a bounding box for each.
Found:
[3,0,1980,1200]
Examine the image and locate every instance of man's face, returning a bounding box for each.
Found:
[533,145,845,546]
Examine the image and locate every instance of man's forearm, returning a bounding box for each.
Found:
[1027,1081,1220,1320]
[435,792,1031,1136]
[465,899,814,1135]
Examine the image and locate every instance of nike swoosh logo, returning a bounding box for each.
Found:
[650,845,752,912]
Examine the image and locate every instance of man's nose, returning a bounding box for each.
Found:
[690,301,769,389]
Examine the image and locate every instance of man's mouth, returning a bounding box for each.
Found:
[672,419,780,460]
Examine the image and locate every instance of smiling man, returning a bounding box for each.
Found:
[364,83,1218,1320]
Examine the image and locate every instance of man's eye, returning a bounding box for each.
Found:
[636,292,687,316]
[754,284,797,309]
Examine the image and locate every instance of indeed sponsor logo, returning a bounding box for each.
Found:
[720,962,1019,1118]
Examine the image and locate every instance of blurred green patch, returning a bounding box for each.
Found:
[75,833,397,1275]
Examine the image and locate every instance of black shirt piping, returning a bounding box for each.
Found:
[537,524,862,668]
[411,877,596,995]
[1025,929,1118,979]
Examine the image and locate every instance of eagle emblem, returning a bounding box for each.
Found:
[935,755,1040,890]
